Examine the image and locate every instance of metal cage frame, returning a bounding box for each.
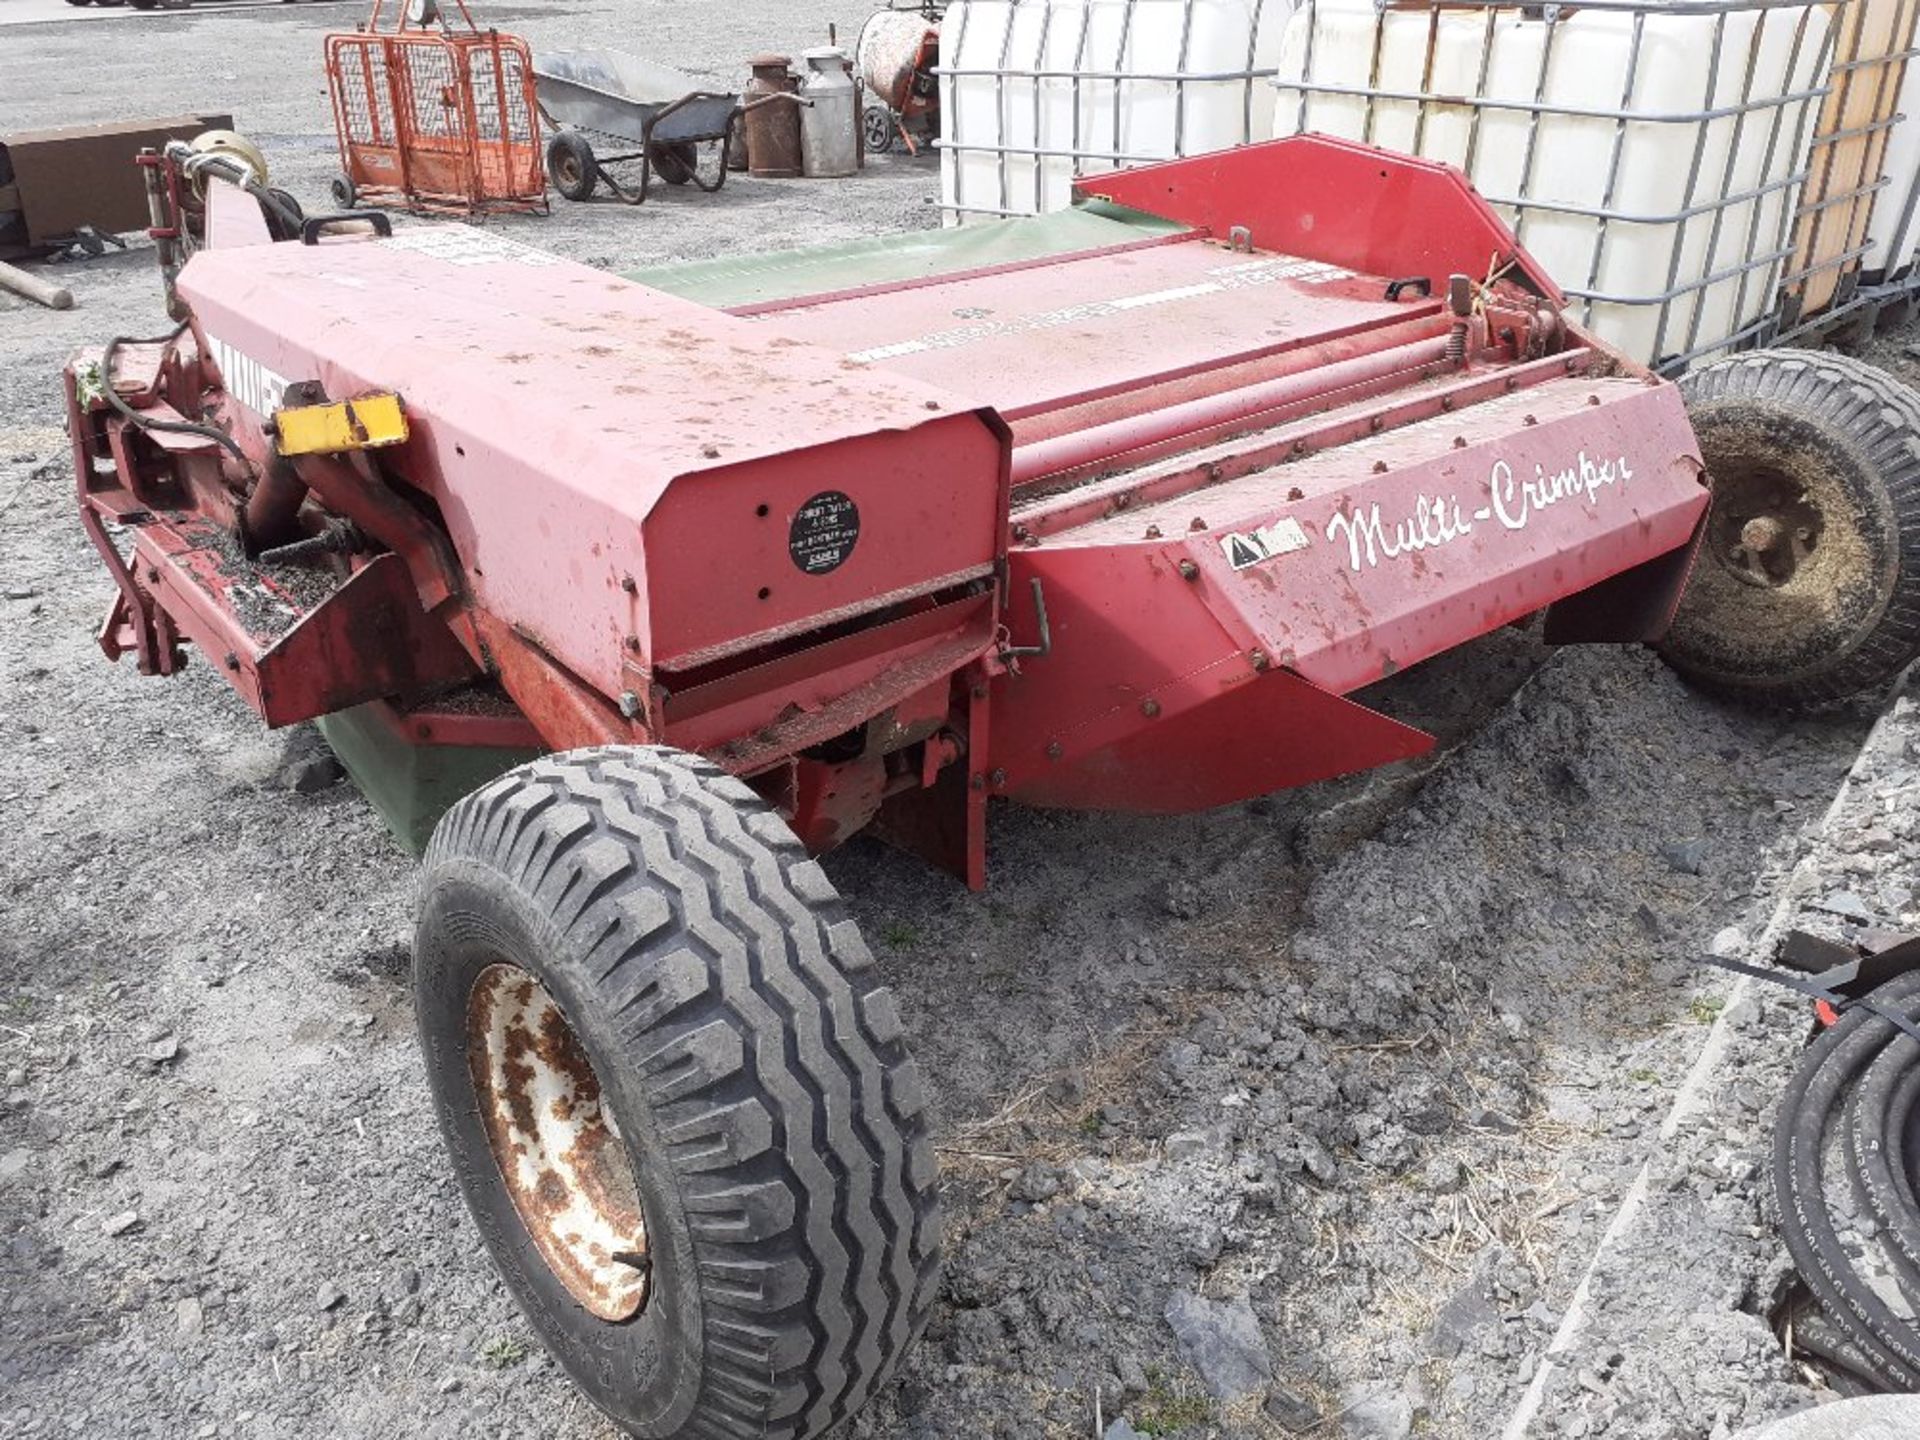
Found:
[1271,0,1844,372]
[936,0,1290,220]
[325,0,547,217]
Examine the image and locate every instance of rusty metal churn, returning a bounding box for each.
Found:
[743,54,802,179]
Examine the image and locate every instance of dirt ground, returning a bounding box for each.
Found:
[2,4,1916,1439]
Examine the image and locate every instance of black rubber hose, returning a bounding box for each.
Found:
[1792,1305,1896,1395]
[1774,970,1920,1389]
[1847,1029,1920,1307]
[102,325,249,465]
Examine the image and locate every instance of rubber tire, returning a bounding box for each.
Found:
[547,131,598,202]
[651,141,700,186]
[328,174,357,210]
[415,747,941,1440]
[863,105,896,155]
[1659,349,1920,704]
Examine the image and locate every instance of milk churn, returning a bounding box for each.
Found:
[797,46,858,178]
[743,54,802,179]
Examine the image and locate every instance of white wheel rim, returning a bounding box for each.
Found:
[467,963,649,1322]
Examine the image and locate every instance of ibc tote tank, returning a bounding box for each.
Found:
[939,0,1295,222]
[1269,0,1833,369]
[1860,31,1920,284]
[1783,0,1918,317]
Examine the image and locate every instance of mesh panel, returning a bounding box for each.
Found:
[329,37,392,148]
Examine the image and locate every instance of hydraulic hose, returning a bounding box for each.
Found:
[1790,1306,1887,1396]
[1774,969,1920,1392]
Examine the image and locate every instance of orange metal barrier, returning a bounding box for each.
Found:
[325,0,546,217]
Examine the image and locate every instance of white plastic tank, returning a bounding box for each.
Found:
[939,0,1296,222]
[1270,0,1832,367]
[1864,59,1920,281]
[799,46,859,178]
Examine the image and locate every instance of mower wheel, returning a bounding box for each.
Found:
[1660,349,1920,704]
[650,141,700,186]
[415,746,941,1440]
[327,174,357,210]
[546,131,598,202]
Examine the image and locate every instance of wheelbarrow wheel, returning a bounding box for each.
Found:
[328,174,357,210]
[1660,349,1920,705]
[863,104,896,155]
[650,141,701,187]
[415,746,942,1439]
[547,131,599,202]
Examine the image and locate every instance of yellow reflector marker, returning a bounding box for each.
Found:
[273,393,409,456]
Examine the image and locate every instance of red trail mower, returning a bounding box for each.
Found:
[70,133,1920,1437]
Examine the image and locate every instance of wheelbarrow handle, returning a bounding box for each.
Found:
[739,92,815,113]
[648,90,746,126]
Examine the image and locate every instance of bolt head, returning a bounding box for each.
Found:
[617,690,642,719]
[1177,559,1200,581]
[1140,698,1161,718]
[1740,515,1788,555]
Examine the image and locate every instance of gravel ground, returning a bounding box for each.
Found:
[2,5,1916,1438]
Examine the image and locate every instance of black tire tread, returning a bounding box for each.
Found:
[423,746,940,1439]
[547,132,598,202]
[1666,348,1920,703]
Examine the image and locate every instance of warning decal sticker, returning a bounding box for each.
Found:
[790,491,861,575]
[1219,517,1311,571]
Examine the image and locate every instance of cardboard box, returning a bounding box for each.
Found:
[0,113,233,257]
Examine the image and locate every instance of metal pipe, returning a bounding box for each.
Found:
[1007,309,1449,440]
[243,459,311,552]
[1009,335,1452,485]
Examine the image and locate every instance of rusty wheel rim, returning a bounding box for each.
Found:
[1705,462,1826,590]
[467,963,649,1322]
